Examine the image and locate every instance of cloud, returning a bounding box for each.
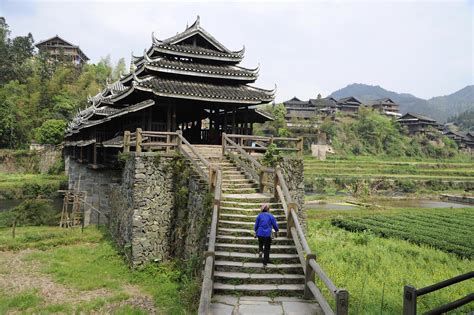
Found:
[2,0,473,101]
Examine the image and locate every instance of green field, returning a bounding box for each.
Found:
[306,207,474,314]
[0,226,198,314]
[304,156,474,193]
[0,172,66,199]
[332,209,473,259]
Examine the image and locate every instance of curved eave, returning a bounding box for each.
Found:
[135,84,272,105]
[152,45,243,63]
[144,64,258,81]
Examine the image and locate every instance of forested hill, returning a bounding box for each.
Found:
[330,83,474,123]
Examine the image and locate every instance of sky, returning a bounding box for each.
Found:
[1,0,473,102]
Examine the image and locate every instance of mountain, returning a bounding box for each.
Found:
[329,83,474,123]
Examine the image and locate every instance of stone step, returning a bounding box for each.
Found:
[215,243,296,254]
[220,206,285,214]
[222,189,260,194]
[214,271,304,285]
[216,235,294,245]
[222,193,274,201]
[219,220,287,228]
[213,283,304,296]
[222,178,254,183]
[218,228,287,237]
[214,260,304,274]
[215,251,299,264]
[220,201,281,208]
[220,213,286,220]
[222,183,258,188]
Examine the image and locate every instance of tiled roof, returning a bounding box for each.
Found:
[146,59,258,80]
[136,77,274,104]
[153,43,243,62]
[398,112,437,122]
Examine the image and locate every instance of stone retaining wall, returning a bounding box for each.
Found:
[108,153,211,267]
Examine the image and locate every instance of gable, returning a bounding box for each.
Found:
[175,33,223,52]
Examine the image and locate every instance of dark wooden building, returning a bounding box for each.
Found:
[365,98,401,117]
[397,112,441,135]
[336,96,363,114]
[64,17,275,167]
[35,35,89,65]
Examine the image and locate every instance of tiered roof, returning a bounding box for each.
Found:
[65,17,274,136]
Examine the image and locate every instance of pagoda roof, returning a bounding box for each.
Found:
[365,98,398,106]
[109,74,274,105]
[144,58,259,81]
[337,96,362,105]
[149,42,244,63]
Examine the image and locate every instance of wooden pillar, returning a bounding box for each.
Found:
[147,107,152,130]
[232,106,236,134]
[80,146,83,162]
[172,104,177,132]
[167,104,171,132]
[93,143,97,166]
[223,108,228,134]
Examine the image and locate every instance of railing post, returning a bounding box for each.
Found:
[297,137,304,157]
[259,168,265,192]
[274,167,281,199]
[335,289,349,315]
[176,130,182,152]
[123,131,130,153]
[304,254,316,299]
[222,133,226,156]
[135,128,142,153]
[403,285,417,315]
[336,289,349,315]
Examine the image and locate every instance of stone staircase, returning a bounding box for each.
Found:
[190,145,320,314]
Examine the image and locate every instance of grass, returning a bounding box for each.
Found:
[0,172,66,189]
[0,226,198,314]
[307,207,474,314]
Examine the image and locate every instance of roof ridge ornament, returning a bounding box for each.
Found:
[151,32,162,45]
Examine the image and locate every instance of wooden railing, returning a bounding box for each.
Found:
[223,136,348,315]
[222,133,275,192]
[403,271,474,315]
[274,167,349,315]
[198,168,222,315]
[123,128,211,180]
[224,134,304,157]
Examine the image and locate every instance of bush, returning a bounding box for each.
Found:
[35,119,67,145]
[11,199,58,226]
[395,179,417,193]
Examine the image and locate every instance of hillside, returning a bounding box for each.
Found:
[330,84,474,123]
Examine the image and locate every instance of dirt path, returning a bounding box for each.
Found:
[0,250,156,313]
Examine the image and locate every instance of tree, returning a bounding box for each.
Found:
[35,119,67,144]
[112,57,127,80]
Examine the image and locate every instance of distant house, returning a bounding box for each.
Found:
[336,96,363,113]
[397,112,441,135]
[283,97,316,121]
[310,97,337,116]
[35,35,89,66]
[444,130,474,153]
[365,98,401,117]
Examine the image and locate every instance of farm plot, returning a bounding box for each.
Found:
[332,209,474,259]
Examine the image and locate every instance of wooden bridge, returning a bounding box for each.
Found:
[123,129,349,315]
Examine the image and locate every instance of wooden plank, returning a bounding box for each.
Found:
[198,255,214,315]
[141,142,177,147]
[291,210,311,253]
[307,281,335,315]
[142,131,178,136]
[309,259,338,297]
[178,134,211,168]
[290,227,306,273]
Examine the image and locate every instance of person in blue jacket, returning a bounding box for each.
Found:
[254,204,279,266]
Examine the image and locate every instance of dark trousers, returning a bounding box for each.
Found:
[258,236,272,264]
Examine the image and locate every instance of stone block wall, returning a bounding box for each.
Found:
[68,159,121,225]
[108,153,211,267]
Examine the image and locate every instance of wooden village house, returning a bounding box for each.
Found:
[35,35,89,65]
[397,112,442,135]
[63,17,275,168]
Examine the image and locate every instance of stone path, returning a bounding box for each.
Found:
[211,295,322,315]
[190,146,321,313]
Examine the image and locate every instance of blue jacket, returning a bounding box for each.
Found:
[254,212,279,237]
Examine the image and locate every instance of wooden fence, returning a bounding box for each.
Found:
[123,128,212,180]
[223,133,304,157]
[403,271,474,315]
[222,134,349,315]
[198,167,222,315]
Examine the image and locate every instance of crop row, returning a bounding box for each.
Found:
[332,214,474,259]
[304,167,474,177]
[355,217,473,249]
